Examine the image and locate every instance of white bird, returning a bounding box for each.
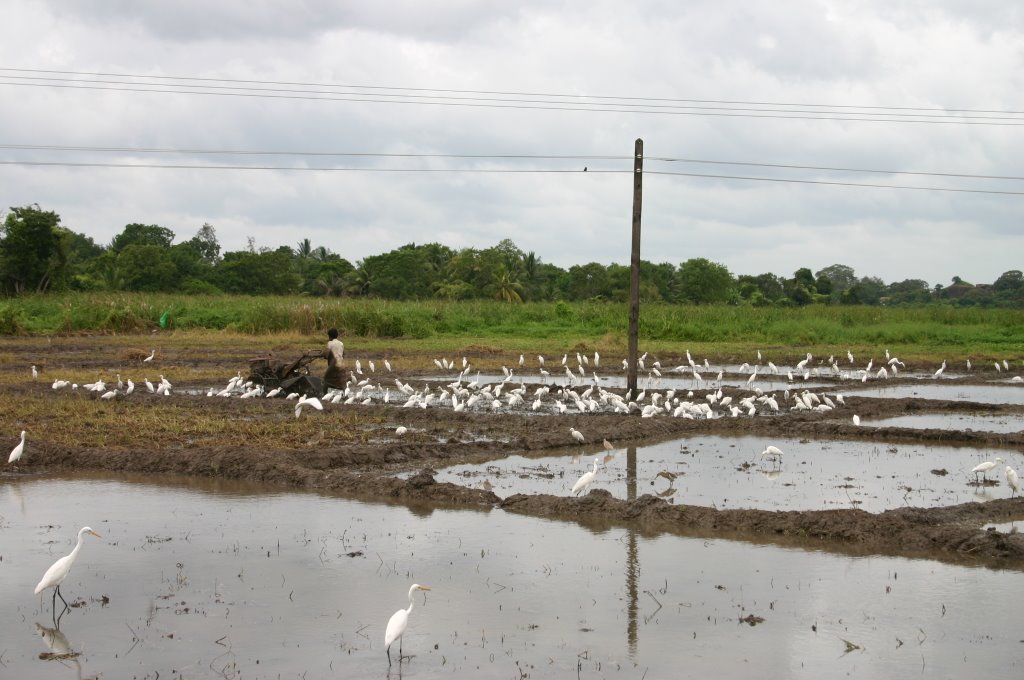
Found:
[760,445,784,465]
[1006,465,1020,497]
[32,365,38,380]
[384,359,393,372]
[852,415,861,426]
[385,584,431,666]
[8,430,26,463]
[34,526,102,614]
[125,379,135,395]
[395,426,408,436]
[572,458,600,496]
[972,457,1005,482]
[295,395,324,418]
[143,349,155,362]
[569,427,585,444]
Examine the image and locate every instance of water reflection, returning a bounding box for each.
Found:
[34,622,82,678]
[1,475,1022,679]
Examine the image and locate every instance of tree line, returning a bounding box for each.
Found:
[1,204,1021,307]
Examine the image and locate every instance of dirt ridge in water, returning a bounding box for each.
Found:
[17,434,1024,568]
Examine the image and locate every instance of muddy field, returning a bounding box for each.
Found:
[3,335,1024,568]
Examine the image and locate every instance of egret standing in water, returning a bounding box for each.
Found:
[572,458,600,496]
[385,583,431,665]
[971,457,1005,483]
[34,527,101,616]
[569,427,585,444]
[1006,465,1020,497]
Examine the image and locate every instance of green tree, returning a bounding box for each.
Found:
[214,248,300,294]
[676,258,735,304]
[188,223,221,264]
[815,264,856,299]
[566,262,610,300]
[111,223,175,252]
[489,266,524,303]
[117,244,179,291]
[0,204,65,294]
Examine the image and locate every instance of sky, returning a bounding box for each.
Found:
[1,0,1022,287]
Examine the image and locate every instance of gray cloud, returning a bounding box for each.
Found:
[1,0,1021,286]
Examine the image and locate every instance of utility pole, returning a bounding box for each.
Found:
[626,139,643,396]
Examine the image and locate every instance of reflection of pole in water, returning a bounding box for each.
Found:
[625,445,638,657]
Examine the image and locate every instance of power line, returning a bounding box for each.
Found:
[2,78,1021,126]
[647,156,1024,182]
[645,170,1024,196]
[4,73,1021,122]
[3,66,1022,117]
[2,144,1018,181]
[2,158,1020,195]
[0,160,615,173]
[0,144,625,160]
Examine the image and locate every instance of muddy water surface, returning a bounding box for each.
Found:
[860,413,1024,434]
[841,382,1024,405]
[2,474,1022,679]
[436,436,1024,512]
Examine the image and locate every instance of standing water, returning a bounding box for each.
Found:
[1,473,1022,678]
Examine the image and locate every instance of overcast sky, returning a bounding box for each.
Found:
[1,0,1022,286]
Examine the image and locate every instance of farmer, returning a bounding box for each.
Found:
[323,327,346,389]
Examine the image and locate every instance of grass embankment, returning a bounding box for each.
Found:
[1,292,1022,363]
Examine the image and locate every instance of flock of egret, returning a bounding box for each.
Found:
[11,347,1023,666]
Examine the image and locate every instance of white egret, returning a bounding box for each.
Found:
[572,458,600,496]
[32,365,38,380]
[395,426,408,436]
[760,445,784,466]
[971,457,1005,482]
[143,349,155,362]
[852,415,861,426]
[295,395,324,418]
[34,526,102,614]
[8,430,26,463]
[385,584,431,665]
[569,427,585,444]
[1006,465,1020,497]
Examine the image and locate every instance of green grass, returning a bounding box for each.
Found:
[1,292,1022,362]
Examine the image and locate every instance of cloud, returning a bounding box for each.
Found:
[1,0,1022,286]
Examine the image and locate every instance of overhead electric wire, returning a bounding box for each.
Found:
[1,69,1021,125]
[0,160,619,173]
[2,143,1019,182]
[1,158,1020,195]
[645,170,1024,196]
[3,66,1022,117]
[3,73,1020,122]
[0,144,626,161]
[647,156,1024,182]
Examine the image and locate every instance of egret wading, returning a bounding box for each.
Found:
[35,527,101,617]
[572,458,600,496]
[971,457,1005,483]
[385,584,431,665]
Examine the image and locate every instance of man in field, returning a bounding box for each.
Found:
[323,327,346,389]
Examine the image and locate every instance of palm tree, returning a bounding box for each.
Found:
[295,238,313,259]
[491,266,524,303]
[345,264,372,296]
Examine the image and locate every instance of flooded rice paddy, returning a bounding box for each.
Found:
[435,436,1023,512]
[841,382,1024,405]
[859,413,1024,434]
[2,474,1023,679]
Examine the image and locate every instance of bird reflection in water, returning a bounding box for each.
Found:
[35,622,83,677]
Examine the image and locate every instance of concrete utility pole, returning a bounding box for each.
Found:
[626,139,643,396]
